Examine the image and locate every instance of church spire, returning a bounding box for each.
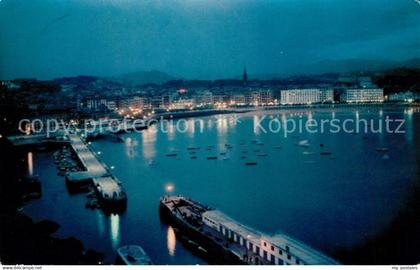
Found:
[243,67,248,86]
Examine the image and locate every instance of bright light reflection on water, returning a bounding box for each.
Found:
[110,213,120,250]
[167,225,176,256]
[27,152,33,176]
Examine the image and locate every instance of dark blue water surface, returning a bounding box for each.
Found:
[24,107,419,264]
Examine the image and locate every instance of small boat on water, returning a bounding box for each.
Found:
[207,156,217,160]
[297,140,310,147]
[240,156,246,159]
[376,147,389,152]
[303,151,315,155]
[222,157,230,160]
[116,245,152,265]
[187,147,200,150]
[245,161,257,166]
[320,152,332,155]
[166,153,177,157]
[148,160,158,166]
[220,152,227,156]
[190,156,197,159]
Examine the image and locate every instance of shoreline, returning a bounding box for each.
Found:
[0,139,106,265]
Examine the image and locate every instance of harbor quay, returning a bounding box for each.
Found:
[7,131,127,213]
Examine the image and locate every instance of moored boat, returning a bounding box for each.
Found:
[116,245,152,265]
[159,195,339,265]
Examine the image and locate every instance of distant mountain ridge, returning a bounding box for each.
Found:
[248,58,420,80]
[50,58,419,85]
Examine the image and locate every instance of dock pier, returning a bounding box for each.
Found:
[65,133,127,212]
[8,132,127,212]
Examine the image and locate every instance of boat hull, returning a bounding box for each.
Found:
[159,202,245,265]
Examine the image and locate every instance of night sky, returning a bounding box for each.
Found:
[0,0,419,80]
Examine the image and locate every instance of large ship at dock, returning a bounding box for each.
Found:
[159,195,339,265]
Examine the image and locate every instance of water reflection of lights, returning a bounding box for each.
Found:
[110,213,120,250]
[186,119,195,137]
[307,112,313,121]
[167,226,176,256]
[404,108,413,143]
[27,152,33,176]
[167,123,176,141]
[142,129,156,160]
[207,119,213,130]
[217,117,228,134]
[253,115,261,135]
[125,137,139,158]
[281,113,287,125]
[96,211,105,237]
[405,108,414,116]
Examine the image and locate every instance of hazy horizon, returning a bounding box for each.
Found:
[1,0,419,80]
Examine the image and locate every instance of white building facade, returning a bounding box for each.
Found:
[344,88,384,103]
[280,89,333,105]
